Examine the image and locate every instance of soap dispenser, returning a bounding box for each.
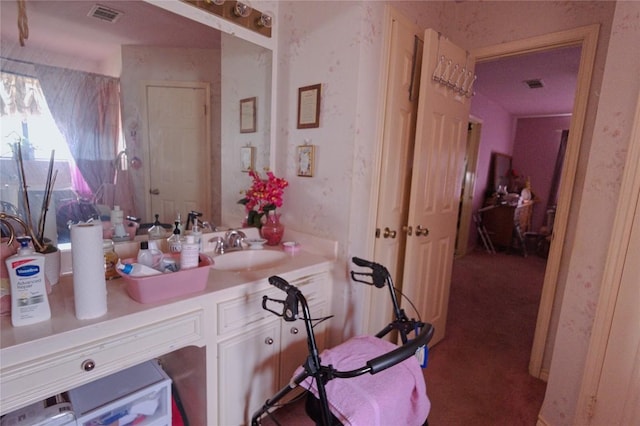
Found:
[148,214,167,240]
[168,221,182,253]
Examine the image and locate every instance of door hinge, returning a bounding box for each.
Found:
[586,395,597,419]
[375,228,381,238]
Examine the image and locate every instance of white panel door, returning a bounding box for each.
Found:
[146,83,210,223]
[401,29,475,345]
[370,13,422,336]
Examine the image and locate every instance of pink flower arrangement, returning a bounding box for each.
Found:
[238,170,288,227]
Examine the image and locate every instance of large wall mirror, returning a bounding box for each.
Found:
[488,152,512,195]
[0,0,273,244]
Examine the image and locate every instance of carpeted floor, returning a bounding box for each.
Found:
[424,249,548,425]
[259,249,547,425]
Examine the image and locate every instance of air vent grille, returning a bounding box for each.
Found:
[524,79,544,89]
[88,4,123,23]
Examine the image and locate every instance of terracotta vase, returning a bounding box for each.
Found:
[260,212,284,246]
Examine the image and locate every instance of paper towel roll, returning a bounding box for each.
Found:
[71,222,107,319]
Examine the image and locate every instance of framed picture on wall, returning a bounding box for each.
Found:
[297,145,315,177]
[297,84,321,129]
[240,146,255,172]
[240,97,256,133]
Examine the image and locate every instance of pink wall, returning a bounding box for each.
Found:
[512,116,572,231]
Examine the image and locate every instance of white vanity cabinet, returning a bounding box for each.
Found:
[1,246,335,426]
[215,271,333,425]
[0,291,210,417]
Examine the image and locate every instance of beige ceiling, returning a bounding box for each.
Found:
[1,1,580,117]
[0,1,219,64]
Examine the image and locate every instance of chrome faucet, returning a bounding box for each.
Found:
[208,229,246,255]
[225,229,246,251]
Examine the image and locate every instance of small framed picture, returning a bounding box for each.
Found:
[297,84,321,129]
[240,97,256,133]
[297,145,315,177]
[240,146,255,172]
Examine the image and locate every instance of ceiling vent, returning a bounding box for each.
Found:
[87,4,123,23]
[524,79,544,89]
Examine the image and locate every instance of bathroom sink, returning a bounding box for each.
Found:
[211,250,289,272]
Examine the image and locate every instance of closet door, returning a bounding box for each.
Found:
[369,9,421,336]
[401,29,475,345]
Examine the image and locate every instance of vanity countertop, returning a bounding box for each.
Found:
[0,247,334,353]
[0,229,338,419]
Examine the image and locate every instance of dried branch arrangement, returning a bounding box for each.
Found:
[1,142,57,253]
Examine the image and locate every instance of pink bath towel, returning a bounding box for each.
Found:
[296,335,430,426]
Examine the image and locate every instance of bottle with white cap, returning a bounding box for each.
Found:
[110,205,128,240]
[180,235,199,269]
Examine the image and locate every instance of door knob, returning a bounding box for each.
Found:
[149,188,160,195]
[264,337,274,345]
[415,225,429,236]
[402,225,413,236]
[383,227,397,238]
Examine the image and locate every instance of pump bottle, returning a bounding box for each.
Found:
[5,237,51,326]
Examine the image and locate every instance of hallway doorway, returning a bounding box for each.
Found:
[470,25,599,379]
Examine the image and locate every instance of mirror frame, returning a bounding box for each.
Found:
[489,152,512,194]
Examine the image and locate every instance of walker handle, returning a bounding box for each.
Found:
[268,276,299,321]
[269,275,294,293]
[352,256,376,269]
[367,323,434,374]
[351,257,388,288]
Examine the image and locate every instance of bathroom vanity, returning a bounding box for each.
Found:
[0,232,336,424]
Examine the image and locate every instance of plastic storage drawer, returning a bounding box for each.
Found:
[68,360,171,426]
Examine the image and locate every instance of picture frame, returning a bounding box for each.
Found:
[297,145,315,177]
[297,84,321,129]
[240,97,256,133]
[240,146,255,172]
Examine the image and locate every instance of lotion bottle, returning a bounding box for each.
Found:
[5,237,51,326]
[180,235,199,269]
[190,221,203,253]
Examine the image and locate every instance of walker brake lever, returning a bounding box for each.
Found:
[262,295,298,321]
[350,270,386,288]
[350,271,375,285]
[351,257,389,288]
[262,296,285,318]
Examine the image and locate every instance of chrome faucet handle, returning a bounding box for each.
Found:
[225,230,246,250]
[208,236,226,255]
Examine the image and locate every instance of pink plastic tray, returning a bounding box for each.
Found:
[118,254,213,303]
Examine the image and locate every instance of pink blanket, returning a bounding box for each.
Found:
[296,335,430,426]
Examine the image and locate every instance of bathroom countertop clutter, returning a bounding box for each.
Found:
[0,228,338,421]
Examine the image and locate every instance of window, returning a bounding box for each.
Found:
[1,72,73,161]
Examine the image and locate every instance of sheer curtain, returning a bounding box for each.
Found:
[34,64,121,200]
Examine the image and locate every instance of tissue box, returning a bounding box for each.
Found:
[68,360,171,426]
[118,254,213,304]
